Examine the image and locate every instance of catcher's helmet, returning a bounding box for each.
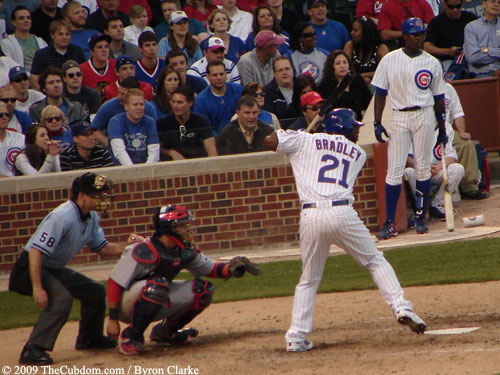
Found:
[153,205,195,242]
[401,17,427,34]
[324,108,363,138]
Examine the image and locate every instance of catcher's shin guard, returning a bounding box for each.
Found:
[130,277,170,334]
[150,279,214,344]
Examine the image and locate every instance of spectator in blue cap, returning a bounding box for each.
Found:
[9,66,45,115]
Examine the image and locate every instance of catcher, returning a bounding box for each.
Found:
[106,204,260,355]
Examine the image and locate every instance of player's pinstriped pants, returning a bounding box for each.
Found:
[386,107,435,185]
[285,205,413,342]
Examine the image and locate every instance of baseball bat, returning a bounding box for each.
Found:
[441,144,455,232]
[305,72,355,133]
[404,175,417,214]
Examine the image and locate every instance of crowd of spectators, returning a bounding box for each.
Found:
[0,0,494,206]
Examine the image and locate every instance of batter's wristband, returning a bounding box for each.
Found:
[109,308,119,320]
[435,112,446,122]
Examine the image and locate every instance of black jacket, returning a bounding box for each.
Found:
[216,120,274,155]
[263,78,291,120]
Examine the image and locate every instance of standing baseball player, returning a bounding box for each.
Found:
[8,172,139,365]
[264,108,426,353]
[106,205,260,355]
[372,17,448,239]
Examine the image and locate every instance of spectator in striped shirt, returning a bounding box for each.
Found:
[60,121,114,170]
[187,36,241,84]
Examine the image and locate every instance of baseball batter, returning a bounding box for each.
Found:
[106,205,260,355]
[264,108,426,353]
[372,17,447,239]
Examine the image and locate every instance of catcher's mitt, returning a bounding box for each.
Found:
[227,256,260,278]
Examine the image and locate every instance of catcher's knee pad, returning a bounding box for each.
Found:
[142,277,170,305]
[131,277,170,333]
[192,278,215,311]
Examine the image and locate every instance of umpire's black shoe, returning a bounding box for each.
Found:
[19,343,53,365]
[75,335,117,350]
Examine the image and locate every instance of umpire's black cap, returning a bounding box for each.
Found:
[72,172,113,197]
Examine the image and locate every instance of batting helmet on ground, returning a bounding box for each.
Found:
[402,17,427,34]
[324,108,364,138]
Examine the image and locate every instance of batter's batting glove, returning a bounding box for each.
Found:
[374,121,389,143]
[435,124,448,148]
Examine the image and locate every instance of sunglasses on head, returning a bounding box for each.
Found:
[46,116,62,123]
[0,112,9,118]
[179,124,187,142]
[301,32,317,38]
[1,97,17,103]
[67,71,82,78]
[252,92,266,97]
[14,76,29,83]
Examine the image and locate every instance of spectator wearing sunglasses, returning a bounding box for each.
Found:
[0,6,47,74]
[0,85,32,134]
[284,22,328,84]
[62,60,101,119]
[231,82,281,130]
[287,90,325,131]
[9,66,45,115]
[29,66,84,124]
[156,86,217,160]
[424,0,477,71]
[107,88,160,165]
[40,105,73,149]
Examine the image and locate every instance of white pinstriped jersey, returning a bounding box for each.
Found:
[276,129,366,204]
[372,49,446,109]
[187,57,241,84]
[444,83,464,126]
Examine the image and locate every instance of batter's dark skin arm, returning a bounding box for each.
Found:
[374,94,386,123]
[264,131,278,151]
[434,98,446,120]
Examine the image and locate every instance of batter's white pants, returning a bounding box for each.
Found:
[118,280,196,324]
[285,205,413,342]
[405,163,464,207]
[386,107,435,185]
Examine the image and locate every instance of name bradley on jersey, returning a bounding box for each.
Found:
[315,138,362,161]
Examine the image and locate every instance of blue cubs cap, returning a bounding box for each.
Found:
[402,17,427,34]
[9,66,28,82]
[71,121,95,137]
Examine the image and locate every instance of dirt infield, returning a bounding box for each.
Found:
[2,281,500,374]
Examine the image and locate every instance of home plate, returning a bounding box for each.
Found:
[424,327,481,335]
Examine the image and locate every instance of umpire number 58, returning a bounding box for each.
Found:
[39,232,56,247]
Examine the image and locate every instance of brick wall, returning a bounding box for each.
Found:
[0,149,377,272]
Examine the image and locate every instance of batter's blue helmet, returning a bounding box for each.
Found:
[324,108,363,137]
[402,17,427,34]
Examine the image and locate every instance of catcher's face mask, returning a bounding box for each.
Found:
[91,175,114,213]
[172,221,196,244]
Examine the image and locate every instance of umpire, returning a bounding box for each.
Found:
[8,172,138,365]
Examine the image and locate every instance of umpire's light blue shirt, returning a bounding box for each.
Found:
[24,200,107,269]
[464,15,500,74]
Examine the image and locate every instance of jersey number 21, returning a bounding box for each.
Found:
[318,154,350,188]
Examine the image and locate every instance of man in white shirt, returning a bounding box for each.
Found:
[0,6,47,73]
[187,37,241,84]
[0,101,25,177]
[219,0,253,41]
[9,66,45,115]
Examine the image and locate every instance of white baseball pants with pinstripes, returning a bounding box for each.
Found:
[285,205,413,342]
[386,107,436,186]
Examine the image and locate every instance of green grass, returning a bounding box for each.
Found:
[2,237,500,330]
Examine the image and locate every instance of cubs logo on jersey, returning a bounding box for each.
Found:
[6,146,22,167]
[433,143,443,161]
[415,69,433,90]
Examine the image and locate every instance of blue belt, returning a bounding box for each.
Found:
[398,106,421,112]
[302,200,349,209]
